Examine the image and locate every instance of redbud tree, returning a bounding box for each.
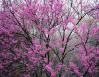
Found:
[0,0,99,77]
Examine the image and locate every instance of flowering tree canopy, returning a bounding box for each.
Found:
[0,0,99,77]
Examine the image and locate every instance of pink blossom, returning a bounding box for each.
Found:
[59,48,64,54]
[69,62,83,77]
[79,22,88,33]
[51,72,56,77]
[48,28,56,35]
[45,64,53,73]
[92,27,99,34]
[39,50,47,56]
[0,64,3,69]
